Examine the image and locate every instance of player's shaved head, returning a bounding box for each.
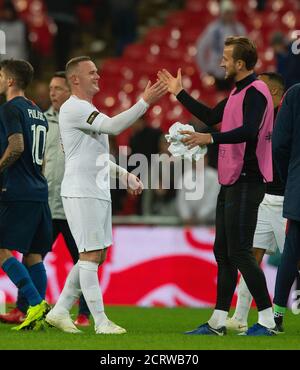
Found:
[258,72,285,108]
[65,56,92,80]
[65,56,100,98]
[258,72,285,93]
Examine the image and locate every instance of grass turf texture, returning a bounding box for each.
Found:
[0,306,299,350]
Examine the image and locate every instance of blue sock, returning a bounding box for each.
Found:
[2,257,42,307]
[16,263,47,312]
[28,262,47,300]
[16,290,28,313]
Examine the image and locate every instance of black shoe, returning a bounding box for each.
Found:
[274,322,284,334]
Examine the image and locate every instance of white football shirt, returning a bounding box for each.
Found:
[59,95,149,200]
[59,95,111,200]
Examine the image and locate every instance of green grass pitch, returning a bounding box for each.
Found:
[0,306,299,350]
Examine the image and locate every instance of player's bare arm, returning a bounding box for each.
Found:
[0,133,24,173]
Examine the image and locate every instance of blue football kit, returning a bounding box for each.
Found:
[0,97,52,255]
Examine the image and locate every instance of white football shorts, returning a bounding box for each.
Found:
[62,197,112,252]
[253,194,286,255]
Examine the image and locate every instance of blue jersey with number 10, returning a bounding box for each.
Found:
[0,96,48,202]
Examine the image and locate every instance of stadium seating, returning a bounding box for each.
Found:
[92,0,299,141]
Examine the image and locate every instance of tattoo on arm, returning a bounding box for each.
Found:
[0,134,24,173]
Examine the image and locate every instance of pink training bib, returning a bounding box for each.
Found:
[218,80,273,185]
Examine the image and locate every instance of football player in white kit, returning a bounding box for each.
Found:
[45,56,167,334]
[226,72,285,332]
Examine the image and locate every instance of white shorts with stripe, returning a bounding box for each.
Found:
[62,197,112,253]
[253,194,286,255]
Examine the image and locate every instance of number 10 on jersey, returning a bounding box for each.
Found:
[31,124,47,166]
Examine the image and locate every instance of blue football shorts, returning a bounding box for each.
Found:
[0,201,52,256]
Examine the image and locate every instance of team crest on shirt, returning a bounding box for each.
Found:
[87,111,99,125]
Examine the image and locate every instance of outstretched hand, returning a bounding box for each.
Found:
[142,80,168,105]
[157,68,183,96]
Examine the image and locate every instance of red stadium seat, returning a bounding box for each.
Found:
[115,128,133,147]
[101,58,138,80]
[93,87,121,115]
[182,27,202,44]
[145,97,172,129]
[166,10,214,31]
[144,26,182,46]
[271,0,299,13]
[136,60,178,82]
[185,0,206,12]
[123,43,157,63]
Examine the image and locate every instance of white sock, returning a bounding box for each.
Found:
[79,260,108,327]
[52,262,81,316]
[258,307,276,328]
[208,309,228,329]
[232,275,252,325]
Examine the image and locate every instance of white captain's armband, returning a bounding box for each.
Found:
[87,111,100,125]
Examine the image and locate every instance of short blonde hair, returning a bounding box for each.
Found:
[65,56,91,79]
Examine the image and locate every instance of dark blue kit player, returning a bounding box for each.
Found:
[0,59,51,331]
